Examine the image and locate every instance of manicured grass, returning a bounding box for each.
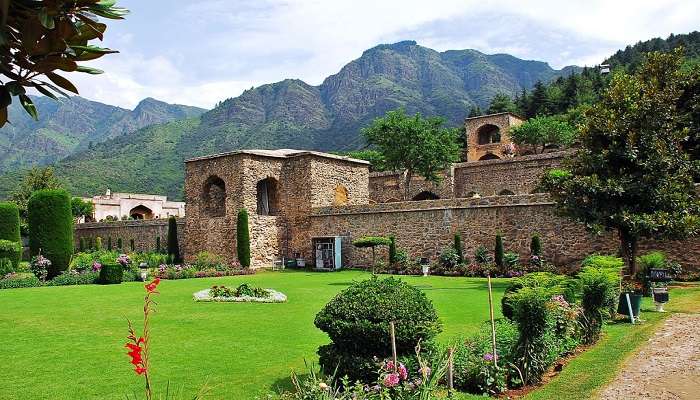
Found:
[523,285,700,400]
[0,270,508,399]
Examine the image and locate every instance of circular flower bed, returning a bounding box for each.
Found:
[193,283,287,303]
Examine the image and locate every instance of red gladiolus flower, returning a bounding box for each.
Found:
[145,278,161,293]
[125,337,146,373]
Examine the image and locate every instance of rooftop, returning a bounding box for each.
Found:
[185,149,371,165]
[464,111,524,121]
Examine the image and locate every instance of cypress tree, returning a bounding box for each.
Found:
[530,234,542,256]
[454,233,463,263]
[494,234,504,268]
[107,237,112,251]
[130,239,135,252]
[388,236,397,264]
[95,236,102,251]
[117,238,122,250]
[236,209,250,268]
[156,236,161,253]
[0,202,21,268]
[79,237,85,252]
[27,189,73,278]
[167,216,181,263]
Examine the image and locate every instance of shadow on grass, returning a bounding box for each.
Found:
[269,372,310,395]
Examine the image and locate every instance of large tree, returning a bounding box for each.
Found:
[487,93,517,114]
[362,109,460,200]
[0,0,127,126]
[509,115,576,154]
[542,49,700,275]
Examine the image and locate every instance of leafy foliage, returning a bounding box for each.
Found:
[578,266,621,343]
[9,166,63,234]
[494,234,504,268]
[454,233,464,264]
[530,234,542,256]
[542,50,700,274]
[352,236,392,248]
[508,115,576,154]
[0,239,21,271]
[362,109,460,200]
[314,276,441,382]
[71,197,93,219]
[27,189,73,278]
[98,263,123,284]
[0,0,127,125]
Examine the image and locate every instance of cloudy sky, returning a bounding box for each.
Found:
[70,0,700,110]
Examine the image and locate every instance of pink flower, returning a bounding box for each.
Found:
[385,360,395,372]
[483,353,496,362]
[383,373,400,387]
[398,363,408,380]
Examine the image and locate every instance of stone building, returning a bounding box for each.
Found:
[184,149,369,268]
[85,190,185,222]
[465,112,523,161]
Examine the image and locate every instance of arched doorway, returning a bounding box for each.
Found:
[129,205,154,220]
[333,185,349,206]
[476,124,501,145]
[256,177,280,216]
[479,153,501,161]
[202,175,226,217]
[412,191,440,201]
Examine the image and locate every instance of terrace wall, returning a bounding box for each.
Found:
[73,218,185,253]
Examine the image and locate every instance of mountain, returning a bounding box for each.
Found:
[0,96,206,173]
[604,31,700,71]
[0,41,579,200]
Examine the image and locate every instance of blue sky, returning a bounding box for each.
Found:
[71,0,700,109]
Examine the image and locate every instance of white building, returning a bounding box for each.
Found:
[83,189,185,222]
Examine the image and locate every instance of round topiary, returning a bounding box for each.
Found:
[314,276,441,381]
[27,189,73,278]
[99,263,123,284]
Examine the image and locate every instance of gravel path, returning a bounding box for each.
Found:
[599,313,700,399]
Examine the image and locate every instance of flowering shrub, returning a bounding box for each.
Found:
[117,254,131,267]
[209,283,270,299]
[30,254,51,282]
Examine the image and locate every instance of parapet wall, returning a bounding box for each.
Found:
[368,152,566,202]
[308,193,700,272]
[74,219,185,253]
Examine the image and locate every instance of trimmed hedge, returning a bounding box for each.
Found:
[352,236,391,247]
[454,233,464,263]
[98,263,123,284]
[314,276,441,381]
[388,236,397,264]
[495,234,504,268]
[0,202,21,244]
[0,273,41,289]
[0,239,22,272]
[167,216,181,263]
[27,189,73,278]
[237,209,250,268]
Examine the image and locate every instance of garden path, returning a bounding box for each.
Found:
[599,313,700,399]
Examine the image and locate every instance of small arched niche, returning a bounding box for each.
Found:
[202,175,226,217]
[412,191,440,201]
[498,189,515,196]
[333,185,349,206]
[256,177,280,216]
[476,124,501,145]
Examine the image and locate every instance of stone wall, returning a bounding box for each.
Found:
[74,219,184,253]
[368,152,565,202]
[306,194,700,272]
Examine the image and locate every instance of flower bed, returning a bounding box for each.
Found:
[193,283,286,303]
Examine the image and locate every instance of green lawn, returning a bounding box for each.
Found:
[3,270,697,400]
[1,270,509,399]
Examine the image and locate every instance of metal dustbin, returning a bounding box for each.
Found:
[285,258,297,269]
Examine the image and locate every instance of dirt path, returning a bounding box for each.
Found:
[599,313,700,399]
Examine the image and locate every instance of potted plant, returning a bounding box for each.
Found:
[617,280,643,318]
[652,282,669,312]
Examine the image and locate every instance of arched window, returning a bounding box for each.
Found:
[129,205,154,220]
[476,124,501,145]
[202,176,226,217]
[412,191,440,201]
[479,153,501,161]
[333,185,349,206]
[498,189,515,196]
[256,177,280,216]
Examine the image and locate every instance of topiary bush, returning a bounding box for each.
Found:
[581,254,624,270]
[494,234,504,268]
[0,239,22,273]
[501,272,572,320]
[167,216,181,263]
[314,276,441,382]
[578,266,621,343]
[27,189,73,278]
[98,263,123,284]
[95,236,102,251]
[0,273,41,289]
[454,233,464,263]
[117,238,123,250]
[237,209,250,268]
[0,202,21,243]
[388,235,397,264]
[530,234,542,256]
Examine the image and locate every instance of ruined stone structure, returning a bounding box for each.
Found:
[84,190,185,222]
[465,112,523,161]
[183,149,369,268]
[74,218,184,253]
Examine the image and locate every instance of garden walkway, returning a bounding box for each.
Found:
[599,313,700,399]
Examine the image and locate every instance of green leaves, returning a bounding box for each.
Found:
[46,73,79,94]
[18,94,38,120]
[76,66,104,75]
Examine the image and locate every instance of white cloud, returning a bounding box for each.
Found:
[67,0,699,109]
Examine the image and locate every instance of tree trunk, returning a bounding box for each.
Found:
[403,170,413,201]
[619,230,639,277]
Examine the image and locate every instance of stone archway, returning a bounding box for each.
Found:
[479,153,501,161]
[476,124,501,145]
[498,189,515,196]
[256,177,280,216]
[202,175,226,217]
[130,205,154,220]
